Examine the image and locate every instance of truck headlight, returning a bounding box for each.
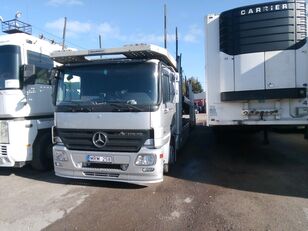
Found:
[135,154,156,166]
[0,121,9,144]
[54,150,68,161]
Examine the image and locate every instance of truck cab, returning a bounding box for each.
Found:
[51,44,194,184]
[0,19,62,169]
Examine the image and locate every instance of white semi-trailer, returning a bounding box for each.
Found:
[206,0,308,137]
[50,44,195,184]
[0,18,62,169]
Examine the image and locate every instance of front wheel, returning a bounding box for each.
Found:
[163,138,176,174]
[31,133,53,171]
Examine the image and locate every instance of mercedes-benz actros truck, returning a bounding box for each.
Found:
[50,44,195,185]
[206,0,308,138]
[0,18,61,169]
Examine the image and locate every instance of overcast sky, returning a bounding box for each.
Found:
[0,0,294,89]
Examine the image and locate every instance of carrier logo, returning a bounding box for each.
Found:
[240,3,288,16]
[92,132,108,148]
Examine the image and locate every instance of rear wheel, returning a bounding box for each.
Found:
[31,133,53,171]
[163,138,176,174]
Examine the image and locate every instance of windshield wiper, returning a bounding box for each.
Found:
[59,101,93,112]
[124,103,144,112]
[109,101,143,112]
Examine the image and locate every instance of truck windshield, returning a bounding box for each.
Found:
[0,45,21,89]
[56,62,159,110]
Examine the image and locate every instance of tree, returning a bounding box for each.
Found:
[188,77,203,93]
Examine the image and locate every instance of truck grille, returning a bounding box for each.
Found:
[83,172,120,178]
[82,163,127,171]
[57,128,152,152]
[0,146,7,155]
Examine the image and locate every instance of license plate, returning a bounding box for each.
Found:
[87,155,113,163]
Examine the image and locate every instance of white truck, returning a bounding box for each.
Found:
[50,44,195,184]
[206,0,308,138]
[0,18,62,169]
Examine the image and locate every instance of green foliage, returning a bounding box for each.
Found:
[188,77,203,93]
[181,76,203,95]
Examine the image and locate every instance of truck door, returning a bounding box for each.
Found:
[161,67,176,138]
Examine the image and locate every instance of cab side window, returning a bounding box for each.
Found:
[169,73,175,102]
[162,66,176,103]
[162,71,171,103]
[27,51,53,85]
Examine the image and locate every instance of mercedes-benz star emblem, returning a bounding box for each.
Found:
[92,132,108,148]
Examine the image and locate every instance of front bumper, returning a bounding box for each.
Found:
[53,145,166,185]
[0,144,30,167]
[0,119,39,168]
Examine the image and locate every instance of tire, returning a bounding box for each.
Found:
[31,132,53,171]
[169,140,176,164]
[163,138,176,174]
[163,163,169,174]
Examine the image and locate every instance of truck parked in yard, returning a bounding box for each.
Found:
[0,18,62,169]
[50,44,195,184]
[206,0,308,138]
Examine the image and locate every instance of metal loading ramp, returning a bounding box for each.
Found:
[51,44,177,70]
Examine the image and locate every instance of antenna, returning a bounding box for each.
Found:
[0,16,4,22]
[164,4,167,49]
[176,27,179,60]
[62,17,67,50]
[99,34,102,58]
[99,34,102,49]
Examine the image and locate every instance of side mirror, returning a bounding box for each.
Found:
[52,84,58,106]
[50,68,59,85]
[19,64,35,87]
[50,68,59,106]
[22,64,36,82]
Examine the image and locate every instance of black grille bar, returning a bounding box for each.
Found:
[83,172,120,178]
[0,146,7,155]
[57,128,152,152]
[82,163,126,170]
